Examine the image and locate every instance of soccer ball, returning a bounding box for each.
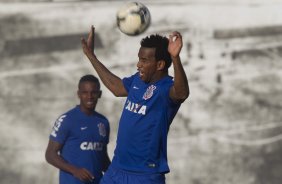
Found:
[116,2,151,36]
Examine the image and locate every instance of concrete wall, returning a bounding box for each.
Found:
[1,1,282,184]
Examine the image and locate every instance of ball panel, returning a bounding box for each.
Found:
[116,2,151,36]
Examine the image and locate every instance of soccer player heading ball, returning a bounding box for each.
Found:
[81,26,189,184]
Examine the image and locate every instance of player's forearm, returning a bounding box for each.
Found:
[171,56,189,100]
[46,152,77,175]
[86,54,127,97]
[102,155,111,172]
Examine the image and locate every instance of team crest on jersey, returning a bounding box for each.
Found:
[97,123,106,137]
[143,85,156,100]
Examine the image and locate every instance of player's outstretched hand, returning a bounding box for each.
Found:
[168,31,183,58]
[72,167,95,182]
[81,25,96,58]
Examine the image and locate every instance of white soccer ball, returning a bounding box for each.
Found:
[116,2,151,36]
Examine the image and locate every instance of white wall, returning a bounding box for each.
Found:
[1,1,282,184]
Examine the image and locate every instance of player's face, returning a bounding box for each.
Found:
[137,47,159,83]
[77,81,101,114]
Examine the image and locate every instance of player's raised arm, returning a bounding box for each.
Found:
[81,26,127,97]
[168,31,189,103]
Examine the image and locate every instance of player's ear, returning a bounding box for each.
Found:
[157,60,165,71]
[77,90,80,98]
[98,90,102,98]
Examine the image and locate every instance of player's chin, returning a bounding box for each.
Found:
[140,76,147,83]
[84,103,96,109]
[142,78,150,84]
[139,74,148,83]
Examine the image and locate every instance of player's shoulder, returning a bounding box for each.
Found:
[55,106,78,123]
[125,72,141,83]
[61,106,78,117]
[94,111,109,123]
[163,75,174,84]
[63,106,75,114]
[155,76,173,90]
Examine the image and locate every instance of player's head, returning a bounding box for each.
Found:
[141,34,172,70]
[77,75,101,114]
[137,34,171,83]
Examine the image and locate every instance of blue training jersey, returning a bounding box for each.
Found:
[49,105,110,184]
[111,73,181,173]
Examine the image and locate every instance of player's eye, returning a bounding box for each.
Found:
[139,58,146,63]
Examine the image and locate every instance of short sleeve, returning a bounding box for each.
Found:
[122,73,137,92]
[105,120,110,144]
[162,77,181,106]
[49,114,70,144]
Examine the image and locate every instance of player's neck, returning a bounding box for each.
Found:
[80,106,95,116]
[149,71,168,84]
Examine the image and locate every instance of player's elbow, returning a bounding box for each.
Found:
[183,86,190,100]
[183,93,190,101]
[111,85,128,97]
[45,150,52,164]
[112,91,127,97]
[45,149,56,165]
[177,89,190,102]
[184,89,190,99]
[179,93,189,102]
[111,90,122,97]
[171,87,190,103]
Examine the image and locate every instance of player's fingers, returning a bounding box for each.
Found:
[92,26,95,50]
[171,31,181,36]
[171,32,182,43]
[81,38,92,55]
[78,172,89,182]
[82,174,92,182]
[169,33,176,42]
[81,38,88,50]
[82,168,94,181]
[81,38,87,47]
[87,26,93,47]
[170,31,181,38]
[168,34,174,42]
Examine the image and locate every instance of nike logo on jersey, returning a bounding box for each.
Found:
[81,127,88,130]
[133,86,139,89]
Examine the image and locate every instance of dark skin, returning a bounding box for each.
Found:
[45,81,110,183]
[81,26,189,103]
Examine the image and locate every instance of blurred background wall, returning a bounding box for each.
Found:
[1,0,282,184]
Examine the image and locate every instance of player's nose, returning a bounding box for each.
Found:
[137,60,142,68]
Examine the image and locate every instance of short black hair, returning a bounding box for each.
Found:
[78,74,100,89]
[140,34,172,70]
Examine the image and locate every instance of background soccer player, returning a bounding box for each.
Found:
[45,74,111,184]
[81,26,189,184]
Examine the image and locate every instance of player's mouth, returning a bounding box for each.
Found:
[139,71,144,77]
[86,101,94,105]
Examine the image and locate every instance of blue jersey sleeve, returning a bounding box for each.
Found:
[101,118,110,145]
[122,73,137,92]
[106,120,110,144]
[164,78,183,106]
[49,114,70,144]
